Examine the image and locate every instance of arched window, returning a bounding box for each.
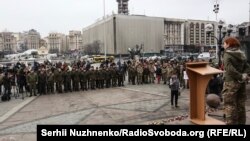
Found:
[190,23,194,45]
[211,24,215,44]
[196,23,200,44]
[201,23,205,44]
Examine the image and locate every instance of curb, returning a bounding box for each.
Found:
[0,96,38,123]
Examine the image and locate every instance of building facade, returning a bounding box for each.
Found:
[68,30,83,50]
[117,0,129,15]
[164,19,185,52]
[0,32,17,53]
[82,15,218,55]
[47,33,66,54]
[39,39,48,48]
[25,29,41,49]
[82,14,164,55]
[12,32,26,52]
[185,20,218,52]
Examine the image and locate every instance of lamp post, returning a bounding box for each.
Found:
[206,21,233,68]
[217,22,225,67]
[103,0,107,61]
[213,0,219,21]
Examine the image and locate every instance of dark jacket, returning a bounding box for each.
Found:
[155,67,162,76]
[170,75,180,91]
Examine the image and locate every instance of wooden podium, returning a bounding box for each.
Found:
[186,62,225,125]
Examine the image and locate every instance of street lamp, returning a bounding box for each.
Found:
[206,20,233,68]
[213,1,219,21]
[103,0,107,61]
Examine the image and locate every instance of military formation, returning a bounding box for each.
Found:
[0,57,221,102]
[0,60,127,99]
[126,59,186,87]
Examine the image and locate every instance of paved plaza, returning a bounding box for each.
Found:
[0,82,249,140]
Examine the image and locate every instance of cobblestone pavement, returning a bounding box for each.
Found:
[0,83,249,141]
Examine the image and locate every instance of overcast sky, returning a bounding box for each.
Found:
[0,0,249,37]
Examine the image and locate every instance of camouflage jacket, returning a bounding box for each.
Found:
[223,47,250,82]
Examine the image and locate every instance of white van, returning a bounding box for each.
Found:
[197,52,214,60]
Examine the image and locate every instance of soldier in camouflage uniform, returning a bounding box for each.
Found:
[117,65,124,87]
[85,69,90,90]
[161,64,168,84]
[111,66,117,87]
[222,37,250,125]
[127,64,132,84]
[71,68,76,91]
[143,63,149,84]
[95,67,100,89]
[56,69,63,93]
[3,72,11,97]
[63,69,71,93]
[47,70,55,94]
[27,70,38,97]
[105,67,111,88]
[38,70,47,95]
[99,67,105,89]
[54,69,59,92]
[80,68,88,91]
[148,61,155,84]
[74,69,80,91]
[130,65,137,85]
[79,68,83,90]
[136,63,143,85]
[89,67,96,90]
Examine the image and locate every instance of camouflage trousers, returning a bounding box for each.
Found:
[137,74,143,85]
[222,81,246,125]
[149,73,154,83]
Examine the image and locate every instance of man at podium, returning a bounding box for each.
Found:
[222,37,250,125]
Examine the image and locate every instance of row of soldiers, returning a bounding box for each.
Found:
[1,58,190,99]
[25,65,126,97]
[127,59,185,86]
[0,62,126,98]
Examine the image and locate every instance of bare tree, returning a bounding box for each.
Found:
[92,40,101,55]
[49,48,59,54]
[31,51,38,58]
[84,44,92,55]
[84,40,101,55]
